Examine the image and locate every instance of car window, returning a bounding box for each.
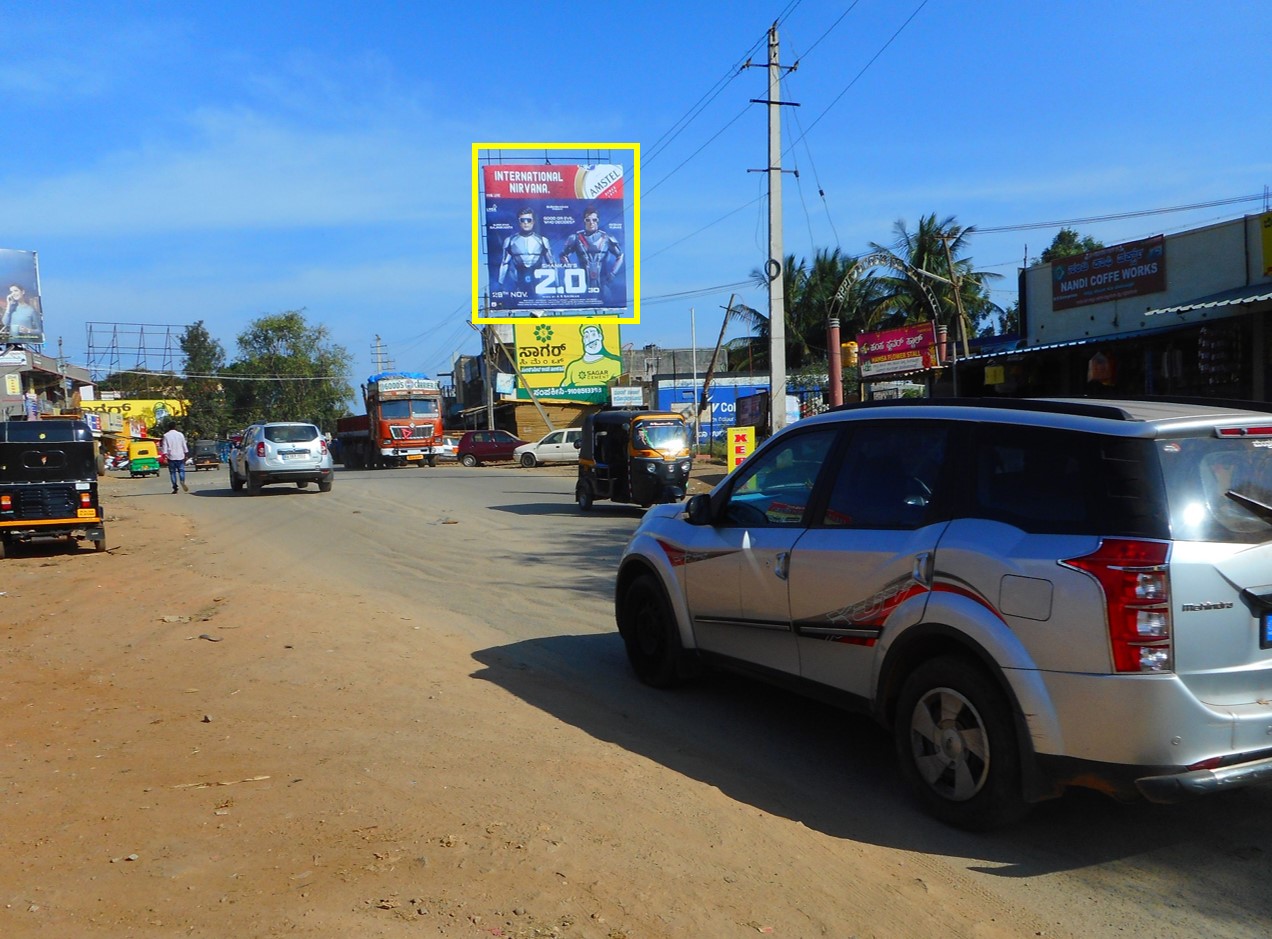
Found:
[543,431,563,445]
[721,429,838,527]
[265,425,319,444]
[970,425,1166,537]
[821,422,948,529]
[1158,436,1272,544]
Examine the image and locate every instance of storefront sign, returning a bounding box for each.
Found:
[1261,212,1272,277]
[727,426,755,472]
[1051,235,1166,311]
[857,322,938,377]
[512,321,622,404]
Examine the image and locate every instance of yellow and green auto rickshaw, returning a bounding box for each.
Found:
[575,409,692,510]
[127,438,161,477]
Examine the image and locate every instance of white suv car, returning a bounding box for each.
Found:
[615,398,1272,828]
[229,422,334,495]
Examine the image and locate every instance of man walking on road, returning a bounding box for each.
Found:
[161,421,190,493]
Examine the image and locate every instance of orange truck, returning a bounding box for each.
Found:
[335,372,444,469]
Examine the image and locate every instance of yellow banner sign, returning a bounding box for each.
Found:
[727,426,755,473]
[81,398,187,428]
[513,322,622,404]
[1262,212,1272,277]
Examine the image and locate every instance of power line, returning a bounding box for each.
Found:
[784,0,930,155]
[644,1,805,190]
[646,194,764,260]
[643,280,754,305]
[975,193,1267,234]
[76,367,344,381]
[789,0,863,65]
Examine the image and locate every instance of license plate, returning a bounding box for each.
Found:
[76,508,96,519]
[406,454,423,461]
[1262,613,1272,650]
[282,451,308,461]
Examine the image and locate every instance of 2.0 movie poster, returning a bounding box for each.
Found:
[483,164,626,312]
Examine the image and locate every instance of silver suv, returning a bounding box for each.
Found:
[229,422,333,495]
[615,398,1272,828]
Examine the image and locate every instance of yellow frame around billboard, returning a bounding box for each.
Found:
[471,142,640,326]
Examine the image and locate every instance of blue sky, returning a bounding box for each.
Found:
[4,1,1268,387]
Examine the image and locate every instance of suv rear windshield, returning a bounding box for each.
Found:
[264,425,320,444]
[1157,436,1272,544]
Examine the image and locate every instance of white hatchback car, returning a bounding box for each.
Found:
[514,428,582,468]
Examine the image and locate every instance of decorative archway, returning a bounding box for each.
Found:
[833,251,944,327]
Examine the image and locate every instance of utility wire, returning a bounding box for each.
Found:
[784,0,930,155]
[646,194,765,259]
[789,0,862,65]
[644,0,804,190]
[975,193,1267,234]
[643,280,755,305]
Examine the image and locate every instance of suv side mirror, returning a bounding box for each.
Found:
[574,440,582,449]
[686,493,712,525]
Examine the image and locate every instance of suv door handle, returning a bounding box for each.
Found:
[912,551,933,587]
[774,551,790,581]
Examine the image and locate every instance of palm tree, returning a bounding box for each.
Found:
[742,248,887,371]
[869,213,1001,342]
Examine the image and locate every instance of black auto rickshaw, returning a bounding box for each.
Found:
[575,409,692,510]
[191,439,221,471]
[0,419,106,557]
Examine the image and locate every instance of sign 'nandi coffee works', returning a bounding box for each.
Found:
[1051,235,1166,311]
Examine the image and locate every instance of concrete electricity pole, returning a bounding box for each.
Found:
[747,23,797,434]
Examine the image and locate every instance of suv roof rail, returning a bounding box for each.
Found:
[829,397,1138,420]
[1084,394,1272,414]
[830,395,1272,421]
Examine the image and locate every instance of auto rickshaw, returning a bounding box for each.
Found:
[191,439,221,471]
[128,438,161,477]
[0,419,106,557]
[575,409,692,510]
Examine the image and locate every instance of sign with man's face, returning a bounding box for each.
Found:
[481,163,626,313]
[512,322,622,403]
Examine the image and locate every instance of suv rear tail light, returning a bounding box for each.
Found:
[1062,539,1172,673]
[255,441,266,458]
[319,438,328,454]
[79,492,93,508]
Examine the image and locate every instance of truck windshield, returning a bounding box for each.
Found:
[380,399,439,419]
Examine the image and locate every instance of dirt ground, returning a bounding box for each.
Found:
[0,471,1063,939]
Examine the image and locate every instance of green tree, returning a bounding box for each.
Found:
[179,321,230,439]
[1035,227,1103,265]
[226,310,353,431]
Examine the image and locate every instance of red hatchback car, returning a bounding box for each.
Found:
[456,430,527,467]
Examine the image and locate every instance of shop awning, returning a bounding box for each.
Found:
[1143,282,1272,317]
[961,321,1196,361]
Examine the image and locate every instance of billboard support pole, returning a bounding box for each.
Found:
[492,330,556,433]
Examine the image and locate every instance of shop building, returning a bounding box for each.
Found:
[957,212,1272,400]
